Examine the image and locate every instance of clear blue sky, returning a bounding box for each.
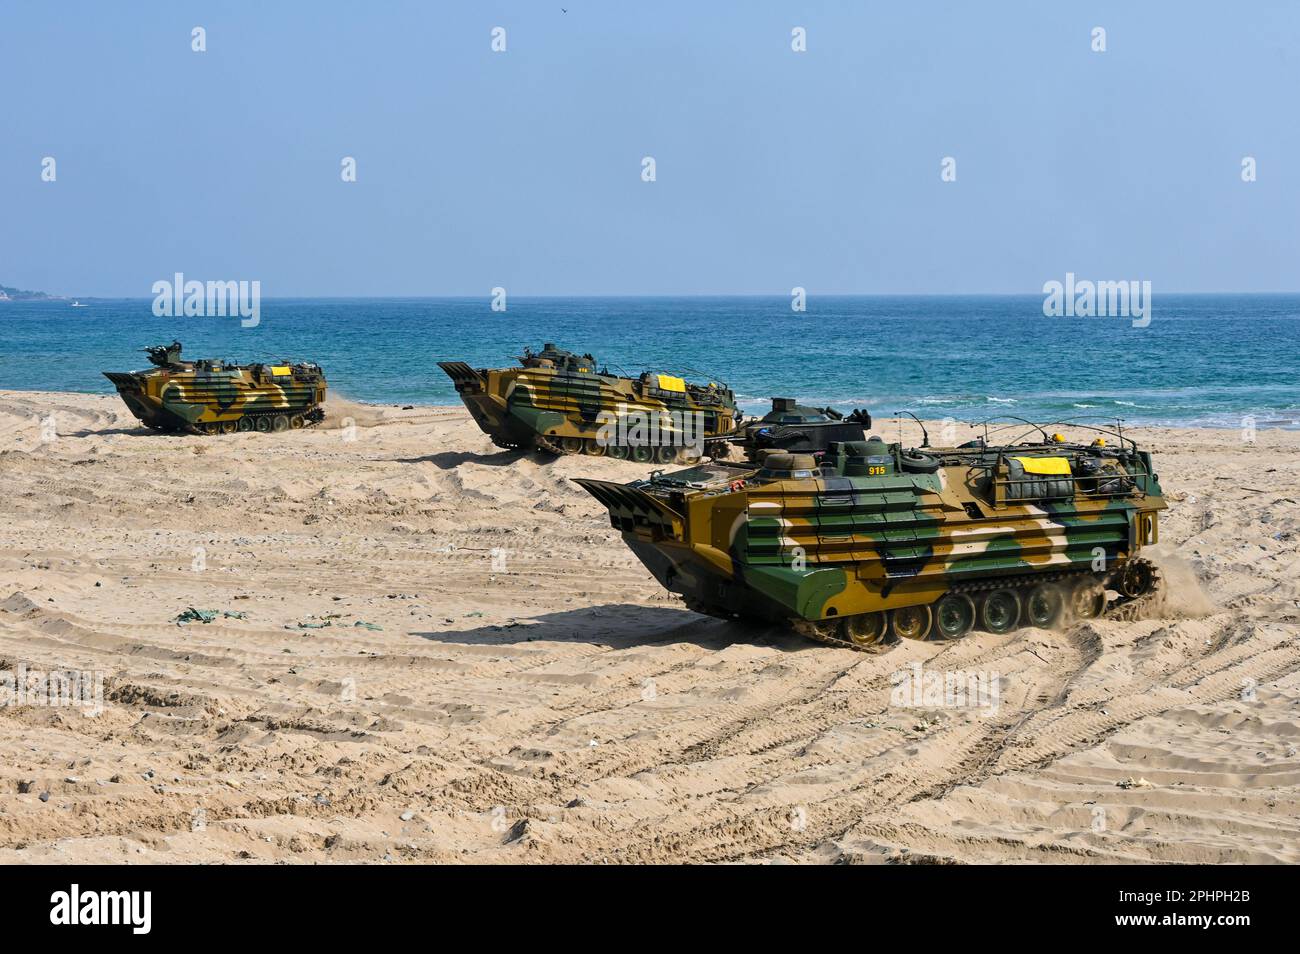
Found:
[2,1,1297,296]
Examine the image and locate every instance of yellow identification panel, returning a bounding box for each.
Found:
[656,374,686,393]
[1011,456,1071,476]
[269,366,292,376]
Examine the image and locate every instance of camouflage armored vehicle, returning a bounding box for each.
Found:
[732,398,873,462]
[439,343,739,462]
[104,341,327,435]
[576,423,1167,649]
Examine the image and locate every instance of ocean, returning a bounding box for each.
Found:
[1,294,1297,428]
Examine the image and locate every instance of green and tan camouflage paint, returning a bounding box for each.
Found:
[104,350,326,434]
[576,436,1167,625]
[439,345,738,456]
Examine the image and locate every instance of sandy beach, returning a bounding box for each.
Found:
[1,389,1298,864]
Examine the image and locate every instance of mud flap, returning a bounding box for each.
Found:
[740,565,846,620]
[510,404,567,438]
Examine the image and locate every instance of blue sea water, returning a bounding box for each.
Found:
[1,295,1297,428]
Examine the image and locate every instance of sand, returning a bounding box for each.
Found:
[1,390,1298,864]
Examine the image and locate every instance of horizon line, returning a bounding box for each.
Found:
[11,290,1300,302]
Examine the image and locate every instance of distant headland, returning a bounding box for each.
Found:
[0,284,64,301]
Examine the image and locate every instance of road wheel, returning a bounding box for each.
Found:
[582,439,606,457]
[1069,579,1106,619]
[607,444,629,460]
[255,416,271,433]
[630,445,653,463]
[842,611,888,648]
[1115,560,1156,598]
[654,445,677,464]
[290,415,305,429]
[933,593,976,640]
[559,436,583,455]
[220,419,237,435]
[979,589,1020,634]
[271,414,290,432]
[237,417,254,432]
[889,604,933,641]
[1025,583,1063,628]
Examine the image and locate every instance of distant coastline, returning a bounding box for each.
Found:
[0,284,63,302]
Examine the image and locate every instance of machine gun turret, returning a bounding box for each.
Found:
[143,340,185,369]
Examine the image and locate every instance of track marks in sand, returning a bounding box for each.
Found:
[2,392,1299,863]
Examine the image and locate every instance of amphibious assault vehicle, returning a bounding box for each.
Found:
[438,343,739,461]
[732,398,873,462]
[104,341,327,435]
[576,422,1167,650]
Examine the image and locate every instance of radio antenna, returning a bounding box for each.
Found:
[896,411,930,447]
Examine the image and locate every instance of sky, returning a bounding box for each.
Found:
[1,1,1297,297]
